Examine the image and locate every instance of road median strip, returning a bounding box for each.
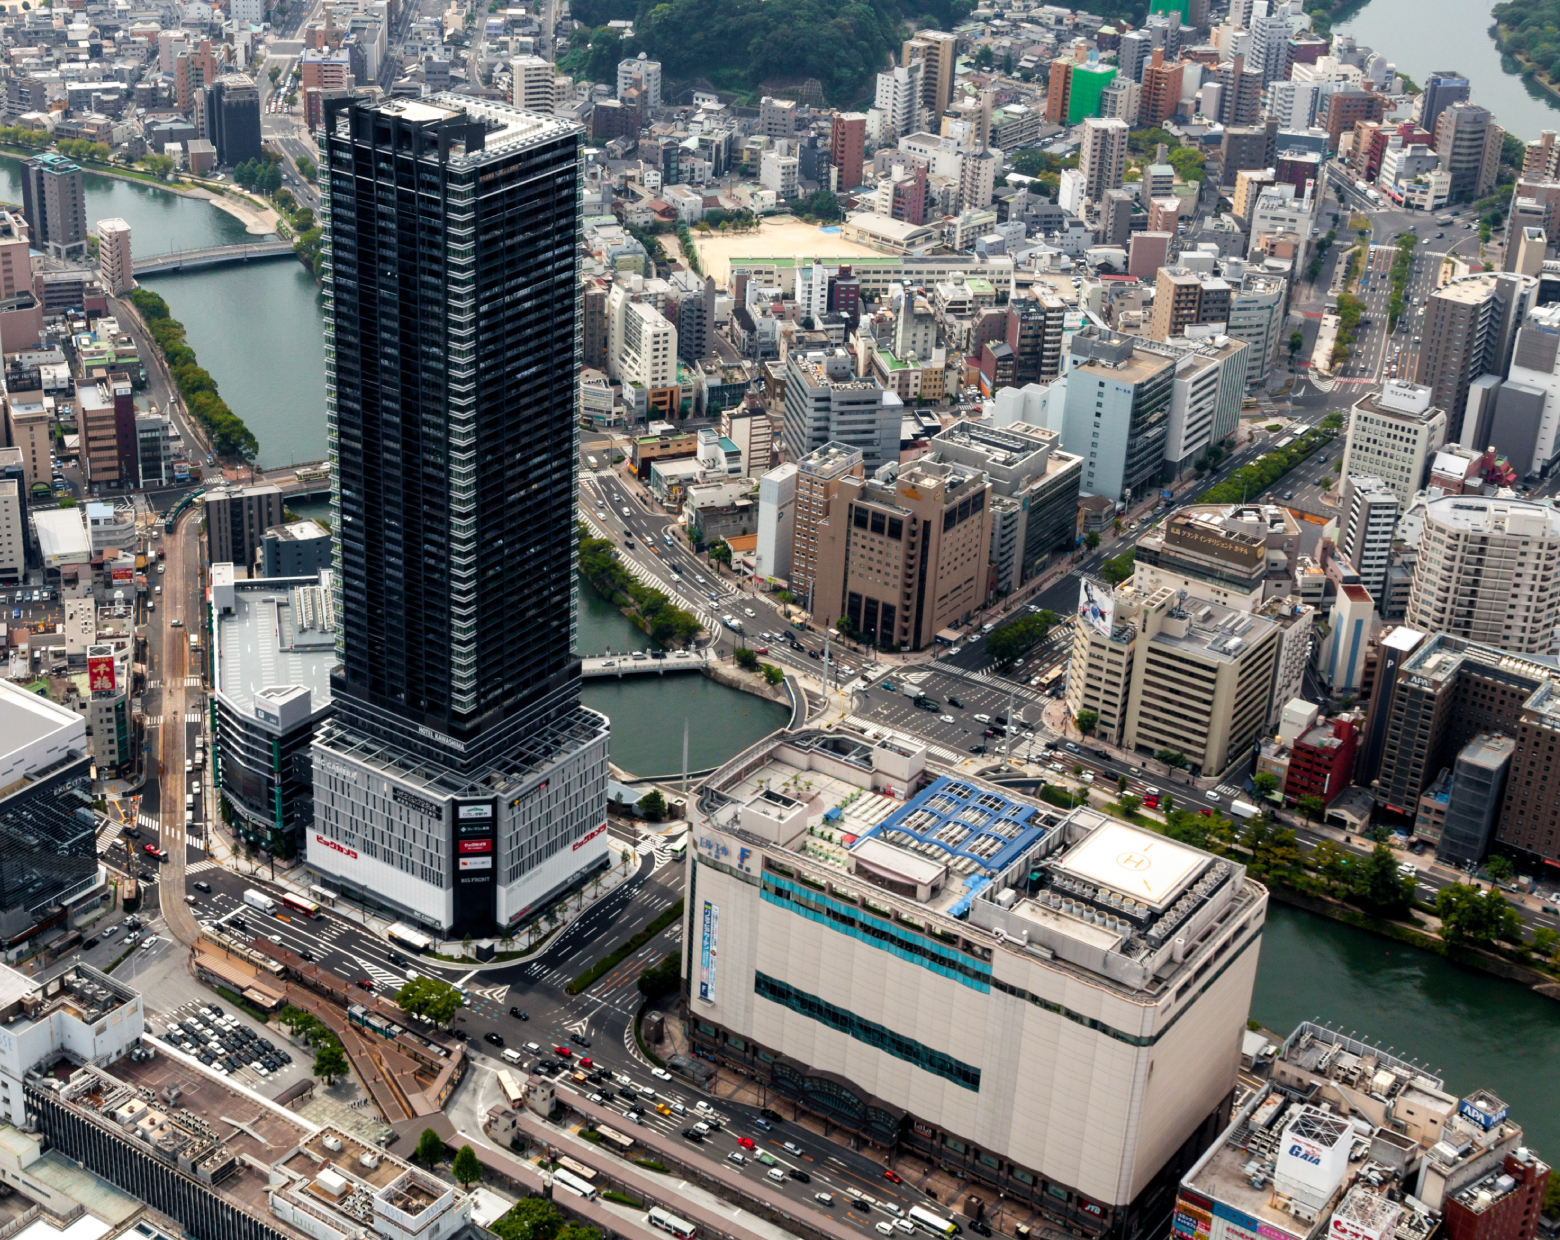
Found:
[565,899,685,996]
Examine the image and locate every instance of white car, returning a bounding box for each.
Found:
[894,1221,916,1234]
[727,1151,746,1165]
[651,1067,672,1081]
[973,713,991,723]
[1205,790,1222,802]
[783,1141,803,1155]
[940,714,954,724]
[876,1225,895,1236]
[815,1193,835,1207]
[695,1099,714,1113]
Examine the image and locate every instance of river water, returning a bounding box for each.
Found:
[0,156,329,468]
[1334,0,1560,141]
[56,157,1559,1144]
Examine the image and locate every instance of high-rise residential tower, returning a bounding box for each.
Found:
[20,153,86,260]
[309,96,610,937]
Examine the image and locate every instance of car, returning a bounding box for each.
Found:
[876,1225,896,1235]
[883,1170,902,1184]
[624,1110,643,1124]
[554,1045,572,1056]
[973,713,991,723]
[569,1033,590,1047]
[126,827,141,839]
[354,978,373,990]
[969,745,987,754]
[851,1201,873,1214]
[783,1141,803,1155]
[484,1033,505,1046]
[267,934,283,944]
[940,714,955,724]
[579,1057,593,1068]
[737,1136,756,1150]
[681,1128,704,1142]
[946,695,964,709]
[1205,789,1222,802]
[744,608,755,617]
[969,1221,993,1237]
[754,1118,773,1131]
[299,950,315,962]
[894,1221,915,1235]
[388,951,407,966]
[789,1169,812,1183]
[651,1067,672,1081]
[184,894,198,905]
[815,1193,835,1207]
[727,1151,746,1165]
[509,1007,529,1020]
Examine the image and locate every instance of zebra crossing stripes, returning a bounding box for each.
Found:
[185,712,202,723]
[144,715,163,726]
[138,814,159,831]
[186,834,206,850]
[184,859,219,875]
[185,677,202,687]
[355,960,407,989]
[96,820,124,850]
[844,717,965,764]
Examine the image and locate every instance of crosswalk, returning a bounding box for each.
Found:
[957,666,1049,706]
[144,715,163,727]
[844,716,965,765]
[185,712,202,723]
[185,677,202,687]
[139,814,159,831]
[186,833,206,851]
[1215,784,1243,799]
[96,820,124,851]
[185,859,219,875]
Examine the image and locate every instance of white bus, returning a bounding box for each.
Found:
[496,1069,525,1107]
[909,1207,957,1237]
[551,1168,597,1200]
[647,1207,697,1240]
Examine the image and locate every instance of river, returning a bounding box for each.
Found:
[1333,0,1560,141]
[0,156,328,468]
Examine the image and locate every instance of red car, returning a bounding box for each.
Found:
[579,1057,593,1068]
[737,1137,756,1150]
[142,843,167,860]
[883,1170,902,1184]
[754,647,768,654]
[554,1045,572,1057]
[355,978,373,990]
[1144,796,1160,809]
[1197,807,1215,817]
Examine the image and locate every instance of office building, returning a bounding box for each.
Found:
[1225,272,1287,385]
[1178,1024,1540,1240]
[135,412,170,489]
[1149,268,1233,343]
[1337,474,1399,608]
[1220,120,1279,181]
[205,482,284,574]
[788,442,864,610]
[1162,334,1249,475]
[930,420,1083,592]
[1324,90,1385,148]
[1133,503,1301,612]
[212,567,336,854]
[755,463,797,582]
[0,681,102,946]
[1420,70,1471,139]
[1005,287,1067,383]
[903,31,958,120]
[1140,49,1184,126]
[1321,582,1374,693]
[96,217,132,295]
[207,74,262,166]
[0,479,19,581]
[1079,116,1129,202]
[617,53,661,109]
[783,349,900,472]
[20,153,86,260]
[77,378,137,490]
[830,112,867,190]
[310,96,610,937]
[1061,328,1175,502]
[1340,382,1448,508]
[688,745,1266,1240]
[261,520,333,578]
[1436,733,1516,867]
[1435,101,1502,202]
[813,459,992,648]
[1418,273,1535,441]
[1406,494,1560,654]
[1499,303,1560,476]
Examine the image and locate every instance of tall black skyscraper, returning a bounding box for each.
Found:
[310,96,610,937]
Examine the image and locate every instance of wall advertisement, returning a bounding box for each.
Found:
[698,899,719,1003]
[1077,578,1115,638]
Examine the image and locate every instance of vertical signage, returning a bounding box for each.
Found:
[451,798,497,935]
[698,900,719,1003]
[88,654,116,692]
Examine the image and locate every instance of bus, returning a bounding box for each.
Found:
[550,1168,597,1200]
[496,1069,525,1108]
[294,465,330,484]
[647,1208,697,1240]
[281,893,321,919]
[908,1208,957,1237]
[556,1157,597,1183]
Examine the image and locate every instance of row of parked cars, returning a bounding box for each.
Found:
[161,1004,295,1078]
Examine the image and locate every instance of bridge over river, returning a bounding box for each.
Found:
[133,240,296,275]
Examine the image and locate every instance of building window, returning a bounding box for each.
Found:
[755,973,981,1090]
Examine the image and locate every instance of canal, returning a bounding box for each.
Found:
[1334,0,1560,141]
[0,156,328,468]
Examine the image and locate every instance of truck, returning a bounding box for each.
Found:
[243,889,277,914]
[1365,188,1381,204]
[721,615,743,633]
[1228,800,1262,821]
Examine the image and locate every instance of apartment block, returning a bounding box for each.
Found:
[1434,101,1502,202]
[1406,494,1560,655]
[96,217,132,295]
[1079,116,1129,202]
[205,483,285,574]
[1340,382,1448,508]
[1337,473,1399,608]
[830,112,867,190]
[4,389,50,490]
[903,31,959,119]
[511,54,555,111]
[1005,287,1067,382]
[76,378,136,490]
[813,459,993,649]
[788,441,865,609]
[1162,333,1249,475]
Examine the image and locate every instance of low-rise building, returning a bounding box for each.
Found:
[260,521,333,579]
[1282,715,1358,805]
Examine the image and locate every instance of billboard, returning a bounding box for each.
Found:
[458,855,493,871]
[88,653,116,692]
[110,564,134,585]
[1077,578,1116,638]
[698,900,719,1003]
[459,839,492,854]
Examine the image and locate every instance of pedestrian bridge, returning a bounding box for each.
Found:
[582,651,712,677]
[133,240,296,275]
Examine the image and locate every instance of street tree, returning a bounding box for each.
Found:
[1252,771,1280,797]
[312,1039,348,1085]
[1352,844,1414,911]
[396,976,464,1025]
[1295,793,1326,822]
[1484,855,1514,883]
[1436,884,1524,946]
[452,1145,482,1188]
[415,1128,446,1167]
[1074,709,1098,736]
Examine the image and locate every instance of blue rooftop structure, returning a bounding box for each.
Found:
[857,776,1048,881]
